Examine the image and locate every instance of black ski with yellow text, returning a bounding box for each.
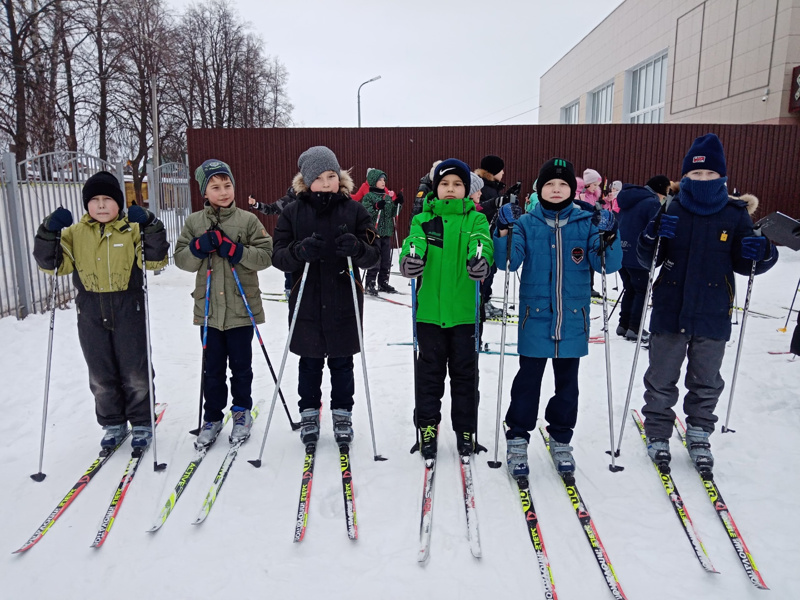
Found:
[339,444,358,540]
[293,443,316,542]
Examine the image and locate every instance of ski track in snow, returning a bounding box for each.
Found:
[2,252,799,599]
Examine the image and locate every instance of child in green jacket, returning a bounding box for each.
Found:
[399,159,493,458]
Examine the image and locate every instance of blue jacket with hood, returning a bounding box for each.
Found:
[616,184,661,270]
[494,202,621,358]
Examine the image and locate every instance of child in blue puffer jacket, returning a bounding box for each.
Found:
[493,158,621,479]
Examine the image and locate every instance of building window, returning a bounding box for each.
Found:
[589,82,614,124]
[561,101,579,124]
[629,52,667,123]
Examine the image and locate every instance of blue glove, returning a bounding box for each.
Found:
[189,230,222,259]
[741,236,770,261]
[127,204,155,226]
[645,214,678,239]
[44,207,73,232]
[497,203,522,230]
[591,209,618,233]
[218,236,244,264]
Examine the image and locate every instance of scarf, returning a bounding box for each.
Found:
[679,177,729,216]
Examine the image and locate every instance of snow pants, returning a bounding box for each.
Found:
[415,323,478,433]
[642,332,726,439]
[365,236,393,287]
[505,356,580,444]
[76,290,153,427]
[618,267,649,332]
[297,355,355,412]
[201,325,254,422]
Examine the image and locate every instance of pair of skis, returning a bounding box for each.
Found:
[631,410,768,589]
[14,404,167,553]
[293,442,358,542]
[515,430,627,600]
[417,453,482,563]
[149,405,260,531]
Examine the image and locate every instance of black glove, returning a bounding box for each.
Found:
[394,192,404,206]
[292,234,325,262]
[218,236,244,264]
[466,256,490,281]
[375,199,387,210]
[335,233,363,258]
[189,230,222,259]
[127,204,155,226]
[400,254,425,278]
[507,182,522,196]
[44,207,73,232]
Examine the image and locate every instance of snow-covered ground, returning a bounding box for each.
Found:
[2,250,798,600]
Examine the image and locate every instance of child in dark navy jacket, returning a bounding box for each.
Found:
[493,158,621,478]
[637,134,778,475]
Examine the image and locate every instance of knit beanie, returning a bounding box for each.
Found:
[469,172,485,196]
[429,160,442,181]
[645,175,671,196]
[82,171,124,212]
[583,168,602,185]
[480,155,505,176]
[297,146,341,186]
[611,180,622,192]
[367,169,386,187]
[681,133,726,177]
[433,159,471,196]
[195,159,235,197]
[536,158,578,201]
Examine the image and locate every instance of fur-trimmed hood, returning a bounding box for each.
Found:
[292,169,354,196]
[735,193,759,215]
[474,168,499,183]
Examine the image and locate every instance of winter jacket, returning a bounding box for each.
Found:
[494,202,622,358]
[637,188,778,340]
[251,186,297,216]
[399,194,493,328]
[272,170,380,358]
[33,213,169,293]
[475,168,505,226]
[174,202,273,330]
[362,188,399,237]
[616,184,661,270]
[352,179,395,202]
[413,173,433,216]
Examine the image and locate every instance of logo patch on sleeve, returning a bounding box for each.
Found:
[571,247,584,264]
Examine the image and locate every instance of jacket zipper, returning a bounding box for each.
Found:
[554,213,563,358]
[521,305,530,330]
[105,230,112,290]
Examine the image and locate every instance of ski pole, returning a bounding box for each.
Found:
[613,237,661,459]
[341,227,386,461]
[599,234,623,473]
[722,258,758,433]
[140,227,167,471]
[190,254,213,436]
[472,242,484,453]
[31,233,63,482]
[778,275,800,333]
[229,263,301,431]
[410,243,420,452]
[607,286,626,324]
[249,261,310,468]
[488,228,513,469]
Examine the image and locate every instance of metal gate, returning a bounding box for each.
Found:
[0,151,123,318]
[152,162,191,263]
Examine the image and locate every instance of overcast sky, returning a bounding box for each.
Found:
[167,0,624,127]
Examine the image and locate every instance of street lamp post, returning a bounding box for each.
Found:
[357,75,382,127]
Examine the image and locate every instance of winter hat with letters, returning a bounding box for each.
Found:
[433,158,471,196]
[582,168,602,185]
[367,168,386,187]
[469,172,485,196]
[83,171,125,212]
[536,157,578,202]
[298,145,341,186]
[681,133,726,177]
[195,159,235,197]
[480,155,505,176]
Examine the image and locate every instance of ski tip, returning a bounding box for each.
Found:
[374,455,388,462]
[30,472,46,482]
[247,459,262,468]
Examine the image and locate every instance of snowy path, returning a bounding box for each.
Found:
[1,251,798,599]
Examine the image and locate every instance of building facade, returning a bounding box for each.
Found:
[539,0,800,125]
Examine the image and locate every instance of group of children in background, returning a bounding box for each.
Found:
[32,133,779,480]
